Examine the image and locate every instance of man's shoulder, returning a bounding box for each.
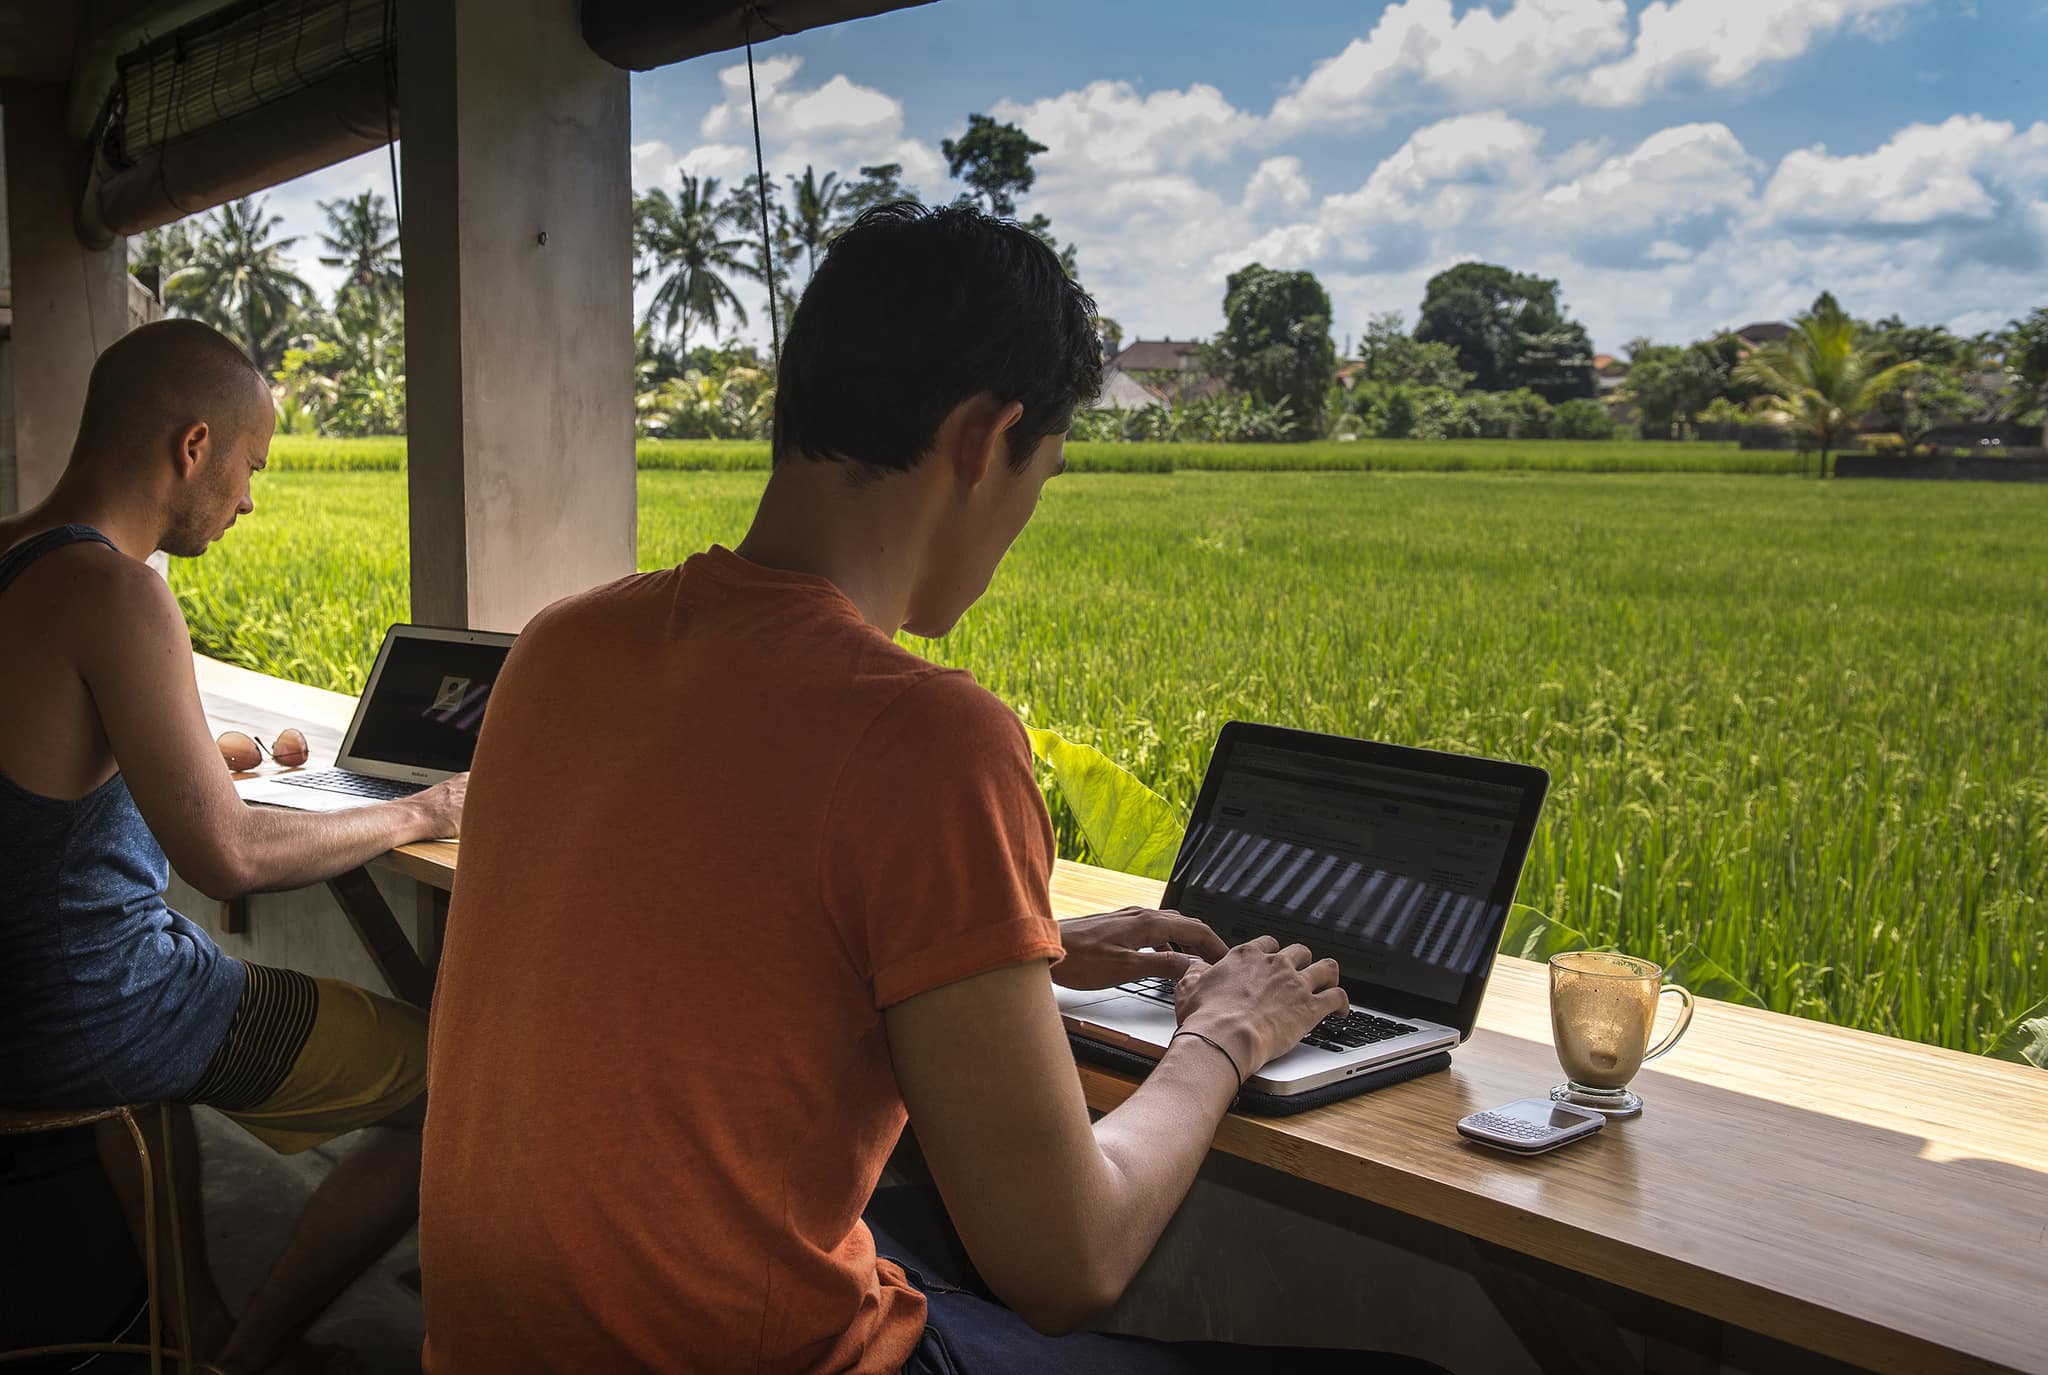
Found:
[506,568,674,660]
[854,665,1030,769]
[4,533,179,627]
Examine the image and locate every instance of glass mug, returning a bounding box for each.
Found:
[1547,951,1693,1117]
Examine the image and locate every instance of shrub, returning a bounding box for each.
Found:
[1552,398,1619,440]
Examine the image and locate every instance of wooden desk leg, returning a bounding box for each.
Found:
[326,867,434,1008]
[415,885,450,981]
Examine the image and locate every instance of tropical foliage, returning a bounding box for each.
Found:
[273,293,406,437]
[317,191,403,316]
[1737,294,1921,477]
[632,333,776,440]
[1414,261,1597,401]
[787,165,844,279]
[1070,393,1300,444]
[632,177,756,346]
[161,197,317,373]
[1213,263,1337,441]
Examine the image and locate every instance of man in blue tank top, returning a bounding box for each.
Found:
[0,319,466,1374]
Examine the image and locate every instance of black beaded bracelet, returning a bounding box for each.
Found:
[1169,1027,1245,1098]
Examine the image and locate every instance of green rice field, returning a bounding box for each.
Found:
[172,466,2048,1058]
[268,434,1807,476]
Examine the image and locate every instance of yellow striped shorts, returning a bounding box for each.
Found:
[184,962,426,1153]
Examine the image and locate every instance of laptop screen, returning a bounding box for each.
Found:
[347,633,512,774]
[1167,736,1536,1013]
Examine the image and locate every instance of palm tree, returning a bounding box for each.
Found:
[633,176,754,346]
[317,191,403,317]
[787,165,844,278]
[128,221,195,304]
[1737,295,1920,478]
[164,197,316,373]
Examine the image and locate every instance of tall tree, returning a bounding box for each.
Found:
[1511,323,1596,403]
[1625,339,1722,435]
[787,165,845,278]
[1415,262,1591,396]
[1355,313,1471,391]
[942,113,1046,216]
[1737,294,1920,478]
[1215,263,1337,441]
[2003,306,2048,422]
[839,162,914,218]
[720,173,803,332]
[128,221,196,304]
[317,190,403,317]
[164,197,316,373]
[633,176,754,345]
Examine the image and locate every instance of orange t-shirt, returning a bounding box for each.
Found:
[419,547,1062,1374]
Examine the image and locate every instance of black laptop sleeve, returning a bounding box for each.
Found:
[1068,1034,1452,1117]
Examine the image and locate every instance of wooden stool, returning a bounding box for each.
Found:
[0,1103,216,1374]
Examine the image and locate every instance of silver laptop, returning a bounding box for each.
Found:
[1058,723,1549,1096]
[236,624,515,814]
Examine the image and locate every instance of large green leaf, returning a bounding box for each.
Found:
[1026,727,1184,881]
[1988,999,2048,1070]
[1496,904,1591,963]
[1663,944,1766,1009]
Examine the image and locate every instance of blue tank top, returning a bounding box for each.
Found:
[0,525,246,1106]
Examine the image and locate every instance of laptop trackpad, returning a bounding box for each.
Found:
[1060,992,1179,1054]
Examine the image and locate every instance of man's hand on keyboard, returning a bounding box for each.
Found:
[1050,906,1228,991]
[406,771,469,840]
[1174,936,1350,1077]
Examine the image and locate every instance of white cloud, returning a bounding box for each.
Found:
[1581,0,1925,107]
[1761,115,2048,229]
[695,55,944,193]
[1268,0,1927,127]
[1348,112,1547,206]
[991,81,1259,176]
[1535,122,1757,263]
[699,56,892,143]
[1243,156,1312,213]
[1270,0,1631,129]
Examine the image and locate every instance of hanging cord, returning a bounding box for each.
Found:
[743,4,780,365]
[383,0,402,237]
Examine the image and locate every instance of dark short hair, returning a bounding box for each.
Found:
[772,202,1102,474]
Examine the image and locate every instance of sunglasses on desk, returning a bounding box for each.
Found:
[217,729,310,772]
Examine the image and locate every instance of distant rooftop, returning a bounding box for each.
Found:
[1112,338,1206,372]
[1090,368,1165,411]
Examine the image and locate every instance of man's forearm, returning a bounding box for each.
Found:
[1074,1037,1240,1312]
[214,798,436,896]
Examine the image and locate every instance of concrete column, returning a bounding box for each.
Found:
[2,86,131,511]
[397,0,636,632]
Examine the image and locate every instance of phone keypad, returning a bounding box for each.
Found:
[1469,1111,1551,1141]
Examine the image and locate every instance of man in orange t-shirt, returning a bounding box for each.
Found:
[420,205,1434,1374]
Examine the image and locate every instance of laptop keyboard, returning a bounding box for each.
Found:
[1116,976,1420,1053]
[273,769,426,801]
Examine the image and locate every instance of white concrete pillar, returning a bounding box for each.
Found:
[2,87,131,512]
[397,0,636,632]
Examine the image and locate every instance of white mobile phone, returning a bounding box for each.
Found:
[1457,1098,1607,1154]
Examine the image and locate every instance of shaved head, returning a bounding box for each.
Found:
[70,318,277,557]
[75,318,272,457]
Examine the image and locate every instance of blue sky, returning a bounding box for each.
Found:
[265,0,2048,357]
